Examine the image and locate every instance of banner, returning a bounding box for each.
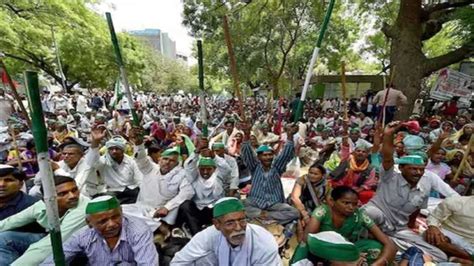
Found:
[430,68,473,105]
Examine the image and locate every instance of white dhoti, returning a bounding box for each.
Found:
[122,203,179,232]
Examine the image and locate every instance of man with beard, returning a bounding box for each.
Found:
[363,121,458,262]
[0,175,89,265]
[41,195,159,265]
[211,142,239,196]
[171,197,281,265]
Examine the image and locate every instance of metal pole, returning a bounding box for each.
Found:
[51,26,67,92]
[222,14,245,121]
[24,71,65,266]
[294,0,336,122]
[0,57,32,128]
[197,40,208,137]
[105,12,139,126]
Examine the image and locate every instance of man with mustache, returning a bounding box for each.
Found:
[41,195,159,265]
[0,175,89,265]
[363,121,458,262]
[171,197,281,265]
[240,122,300,225]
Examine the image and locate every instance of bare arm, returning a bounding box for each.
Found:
[381,121,401,171]
[369,224,397,265]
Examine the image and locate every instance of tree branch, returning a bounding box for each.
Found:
[381,22,398,39]
[423,0,473,14]
[423,42,474,75]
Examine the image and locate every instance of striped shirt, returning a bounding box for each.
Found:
[241,141,295,209]
[41,215,159,265]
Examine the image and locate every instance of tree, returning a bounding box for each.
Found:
[358,0,473,118]
[183,0,360,97]
[0,0,149,92]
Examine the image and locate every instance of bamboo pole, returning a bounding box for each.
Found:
[453,134,474,182]
[105,12,139,126]
[340,61,348,121]
[0,57,32,128]
[294,0,336,122]
[222,14,245,122]
[51,26,67,92]
[24,71,65,266]
[9,123,23,170]
[197,40,208,137]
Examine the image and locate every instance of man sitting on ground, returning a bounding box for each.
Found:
[0,175,89,265]
[180,140,228,235]
[41,195,159,265]
[0,165,39,221]
[211,142,239,197]
[87,126,142,203]
[124,127,194,240]
[171,197,281,265]
[240,123,299,225]
[425,196,474,264]
[363,121,458,262]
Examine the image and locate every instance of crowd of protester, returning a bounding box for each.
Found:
[0,85,472,265]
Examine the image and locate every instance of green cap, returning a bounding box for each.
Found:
[349,127,361,133]
[307,231,360,262]
[213,197,244,218]
[161,147,180,158]
[211,142,225,150]
[85,195,120,215]
[256,145,273,154]
[395,155,425,165]
[198,157,216,167]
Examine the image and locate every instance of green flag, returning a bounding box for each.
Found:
[110,77,123,109]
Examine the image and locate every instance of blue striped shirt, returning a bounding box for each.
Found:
[241,141,295,209]
[41,215,158,265]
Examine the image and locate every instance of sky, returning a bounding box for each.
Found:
[93,0,194,58]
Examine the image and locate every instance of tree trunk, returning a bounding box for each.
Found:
[390,0,426,120]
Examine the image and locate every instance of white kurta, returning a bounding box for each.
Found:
[171,224,282,266]
[86,147,142,192]
[123,144,194,230]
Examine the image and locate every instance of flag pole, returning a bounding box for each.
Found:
[294,0,336,122]
[0,56,32,128]
[197,40,208,137]
[105,12,139,126]
[51,26,68,92]
[222,14,245,122]
[24,71,65,266]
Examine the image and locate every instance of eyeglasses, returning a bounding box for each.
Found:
[222,218,248,228]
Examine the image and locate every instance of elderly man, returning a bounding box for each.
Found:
[171,197,281,265]
[0,175,89,265]
[424,196,474,263]
[41,195,159,265]
[240,123,299,225]
[363,121,458,262]
[87,126,142,203]
[211,142,239,196]
[123,127,193,239]
[180,145,229,235]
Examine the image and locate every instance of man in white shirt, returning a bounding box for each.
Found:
[122,128,194,239]
[171,197,282,265]
[425,196,474,263]
[87,127,142,204]
[211,142,239,196]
